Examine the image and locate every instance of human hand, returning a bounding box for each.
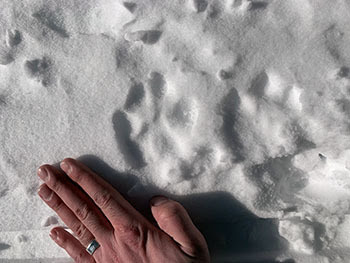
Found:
[37,158,210,263]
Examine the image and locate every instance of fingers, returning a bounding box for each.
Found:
[50,227,95,263]
[38,184,94,247]
[150,196,209,259]
[38,165,111,240]
[60,158,143,228]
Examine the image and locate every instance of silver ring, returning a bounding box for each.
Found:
[86,239,100,255]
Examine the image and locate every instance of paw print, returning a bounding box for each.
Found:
[0,29,22,65]
[1,28,55,87]
[112,71,218,186]
[24,57,53,87]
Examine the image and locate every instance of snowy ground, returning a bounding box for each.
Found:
[1,0,350,262]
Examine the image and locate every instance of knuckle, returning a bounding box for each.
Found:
[73,250,87,263]
[50,177,63,193]
[72,222,88,240]
[72,170,90,185]
[51,199,64,212]
[74,203,92,222]
[117,223,147,250]
[93,189,112,209]
[72,170,84,183]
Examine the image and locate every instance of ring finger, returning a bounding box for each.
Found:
[38,183,95,247]
[38,164,111,241]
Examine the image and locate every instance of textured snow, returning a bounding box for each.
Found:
[0,0,350,262]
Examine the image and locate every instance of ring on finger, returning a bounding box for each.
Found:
[86,239,100,255]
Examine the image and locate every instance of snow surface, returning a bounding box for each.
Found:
[0,0,350,262]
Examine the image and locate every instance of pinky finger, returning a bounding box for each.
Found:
[50,227,95,263]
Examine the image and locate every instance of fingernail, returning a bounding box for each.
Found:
[38,167,49,182]
[38,185,53,201]
[151,196,169,207]
[60,161,71,173]
[49,229,59,241]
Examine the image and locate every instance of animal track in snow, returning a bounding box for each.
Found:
[112,110,145,169]
[148,73,199,130]
[6,29,22,48]
[33,9,69,38]
[249,71,269,98]
[220,87,245,162]
[207,3,220,18]
[0,95,6,106]
[124,82,145,111]
[24,57,52,86]
[217,69,234,80]
[0,171,9,197]
[0,243,11,251]
[250,155,308,211]
[335,99,350,114]
[147,71,167,99]
[337,66,349,79]
[123,2,137,13]
[0,29,22,65]
[166,98,198,129]
[0,178,9,198]
[124,30,162,45]
[147,71,167,121]
[0,48,13,65]
[324,24,344,60]
[0,185,9,197]
[190,0,208,13]
[16,234,28,243]
[113,72,202,183]
[248,1,268,10]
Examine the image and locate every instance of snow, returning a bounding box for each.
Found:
[0,0,350,262]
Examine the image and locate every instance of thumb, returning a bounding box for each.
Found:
[150,196,209,258]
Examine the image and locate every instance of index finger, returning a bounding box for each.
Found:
[60,158,144,228]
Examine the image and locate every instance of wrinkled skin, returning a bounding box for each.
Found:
[37,158,210,263]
